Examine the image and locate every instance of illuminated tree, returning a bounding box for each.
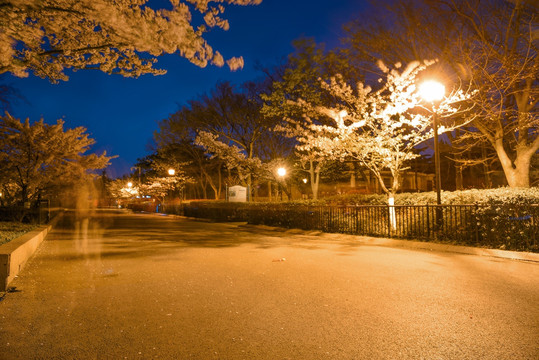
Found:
[261,39,359,199]
[108,178,139,201]
[0,112,112,204]
[294,61,470,202]
[154,123,225,200]
[0,0,261,82]
[194,130,262,186]
[345,0,538,187]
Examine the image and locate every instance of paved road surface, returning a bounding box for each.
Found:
[1,210,538,359]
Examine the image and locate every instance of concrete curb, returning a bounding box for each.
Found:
[239,224,539,263]
[354,236,539,263]
[0,214,62,292]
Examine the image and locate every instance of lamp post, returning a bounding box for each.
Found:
[277,167,286,201]
[419,80,445,230]
[167,168,178,208]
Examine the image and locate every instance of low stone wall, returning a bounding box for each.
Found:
[0,215,60,292]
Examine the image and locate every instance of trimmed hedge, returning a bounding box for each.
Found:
[177,188,539,253]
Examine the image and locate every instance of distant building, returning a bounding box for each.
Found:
[318,170,435,196]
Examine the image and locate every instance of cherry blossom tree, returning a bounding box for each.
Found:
[272,113,331,200]
[0,0,261,82]
[286,61,470,229]
[293,61,471,203]
[194,130,262,187]
[133,149,194,201]
[140,176,180,204]
[0,112,112,204]
[155,106,227,200]
[108,178,139,202]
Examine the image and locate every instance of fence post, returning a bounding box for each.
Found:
[426,204,430,239]
[474,204,479,244]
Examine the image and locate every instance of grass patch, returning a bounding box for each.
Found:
[0,221,38,246]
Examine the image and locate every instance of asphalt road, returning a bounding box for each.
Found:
[0,210,538,360]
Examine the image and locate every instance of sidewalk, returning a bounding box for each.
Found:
[237,223,539,263]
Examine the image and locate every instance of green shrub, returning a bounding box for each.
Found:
[0,221,37,246]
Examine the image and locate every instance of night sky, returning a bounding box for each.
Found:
[3,0,369,178]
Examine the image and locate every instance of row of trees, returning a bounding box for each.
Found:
[0,0,263,212]
[143,0,536,203]
[0,0,536,209]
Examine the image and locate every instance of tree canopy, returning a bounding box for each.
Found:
[344,0,538,187]
[0,0,261,82]
[0,112,112,204]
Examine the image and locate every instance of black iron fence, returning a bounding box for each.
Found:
[179,203,539,253]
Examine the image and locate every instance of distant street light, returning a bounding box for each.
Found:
[127,182,133,188]
[420,80,445,231]
[302,178,308,184]
[168,168,175,176]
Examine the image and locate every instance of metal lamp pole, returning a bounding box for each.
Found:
[433,109,443,232]
[419,80,445,233]
[433,110,442,207]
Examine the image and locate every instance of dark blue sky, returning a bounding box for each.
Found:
[4,0,368,178]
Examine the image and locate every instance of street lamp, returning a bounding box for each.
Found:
[277,167,286,201]
[127,182,133,188]
[168,168,175,176]
[420,80,445,230]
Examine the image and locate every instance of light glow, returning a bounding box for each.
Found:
[168,168,175,176]
[277,167,286,177]
[127,182,133,188]
[419,80,445,102]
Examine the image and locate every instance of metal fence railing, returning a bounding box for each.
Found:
[178,203,539,253]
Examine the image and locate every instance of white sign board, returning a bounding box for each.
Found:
[228,185,247,202]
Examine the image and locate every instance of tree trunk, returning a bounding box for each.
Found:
[388,192,397,232]
[310,170,320,200]
[20,184,28,204]
[495,140,532,188]
[308,160,321,200]
[282,182,292,201]
[247,174,252,202]
[455,165,463,190]
[217,166,222,199]
[481,145,492,189]
[502,159,531,188]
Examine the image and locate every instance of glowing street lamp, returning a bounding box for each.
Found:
[127,182,133,188]
[420,80,445,231]
[419,80,445,103]
[168,168,175,176]
[302,178,308,184]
